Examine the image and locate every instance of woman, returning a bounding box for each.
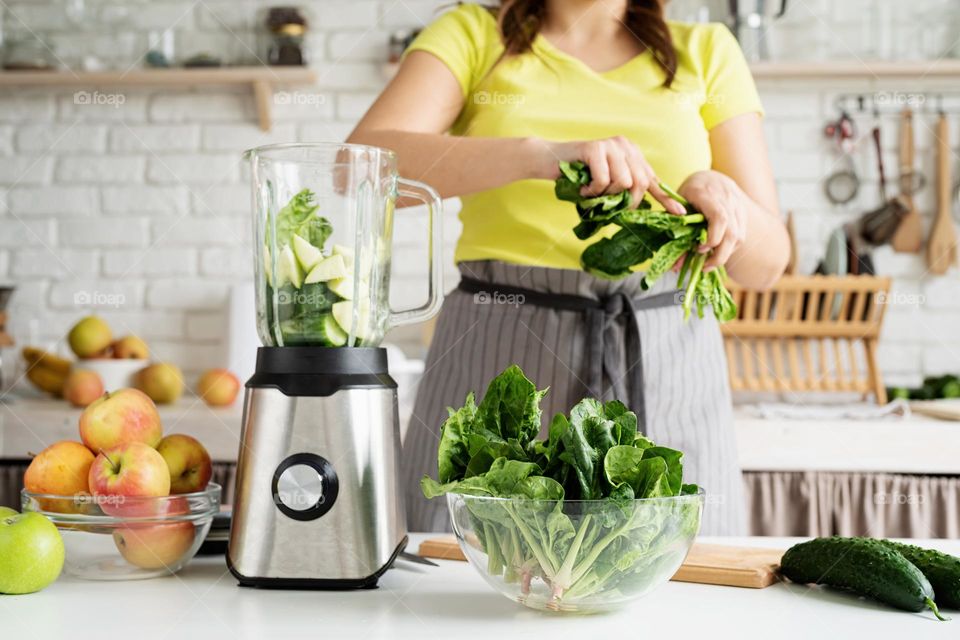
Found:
[348,0,789,535]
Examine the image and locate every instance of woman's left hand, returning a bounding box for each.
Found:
[678,170,750,272]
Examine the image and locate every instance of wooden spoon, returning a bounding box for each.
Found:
[891,108,923,253]
[926,112,958,274]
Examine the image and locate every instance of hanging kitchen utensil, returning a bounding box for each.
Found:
[891,108,924,253]
[858,118,909,246]
[823,111,860,205]
[785,211,798,276]
[926,111,959,274]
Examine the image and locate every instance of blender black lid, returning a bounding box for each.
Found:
[253,346,391,377]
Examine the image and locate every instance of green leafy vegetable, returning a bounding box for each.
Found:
[421,365,703,606]
[554,161,737,322]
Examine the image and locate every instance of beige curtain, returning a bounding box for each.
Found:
[2,462,238,509]
[744,471,960,538]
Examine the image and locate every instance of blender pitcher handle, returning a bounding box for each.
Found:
[389,178,444,329]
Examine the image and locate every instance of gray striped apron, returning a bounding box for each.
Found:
[402,260,746,536]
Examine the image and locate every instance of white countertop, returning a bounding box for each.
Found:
[3,394,959,474]
[2,534,956,640]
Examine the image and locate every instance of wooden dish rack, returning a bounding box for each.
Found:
[720,275,892,403]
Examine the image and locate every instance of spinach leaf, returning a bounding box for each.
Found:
[476,364,547,446]
[555,161,737,323]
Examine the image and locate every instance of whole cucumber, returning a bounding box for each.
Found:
[780,537,945,620]
[878,539,960,609]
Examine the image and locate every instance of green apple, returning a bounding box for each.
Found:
[277,244,303,289]
[304,254,348,284]
[292,233,323,272]
[332,299,372,341]
[328,277,356,300]
[0,510,65,594]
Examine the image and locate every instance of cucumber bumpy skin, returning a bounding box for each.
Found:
[878,539,960,610]
[780,537,946,620]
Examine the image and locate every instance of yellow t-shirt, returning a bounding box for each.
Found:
[406,3,763,270]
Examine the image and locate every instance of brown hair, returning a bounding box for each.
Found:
[491,0,677,87]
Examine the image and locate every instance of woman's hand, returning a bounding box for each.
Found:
[678,170,750,271]
[541,137,686,215]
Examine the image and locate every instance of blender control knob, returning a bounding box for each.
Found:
[271,453,339,521]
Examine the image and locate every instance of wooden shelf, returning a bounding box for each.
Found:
[0,66,317,131]
[750,59,960,79]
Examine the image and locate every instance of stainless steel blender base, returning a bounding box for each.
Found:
[228,379,406,589]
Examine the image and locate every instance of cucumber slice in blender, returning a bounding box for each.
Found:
[277,243,304,289]
[319,313,348,347]
[304,254,348,284]
[292,233,323,272]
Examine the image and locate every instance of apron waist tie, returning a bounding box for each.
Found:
[456,277,680,430]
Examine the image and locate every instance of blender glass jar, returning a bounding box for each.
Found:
[247,143,442,348]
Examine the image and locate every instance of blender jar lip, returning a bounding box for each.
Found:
[244,142,398,165]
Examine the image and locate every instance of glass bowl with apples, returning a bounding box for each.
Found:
[21,483,220,581]
[21,387,223,581]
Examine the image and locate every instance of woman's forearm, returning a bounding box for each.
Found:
[725,197,790,289]
[346,130,555,199]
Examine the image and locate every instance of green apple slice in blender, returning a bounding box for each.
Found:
[304,254,348,284]
[292,233,323,272]
[277,244,304,289]
[333,299,372,342]
[328,277,355,300]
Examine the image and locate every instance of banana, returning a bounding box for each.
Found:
[22,346,73,376]
[26,366,67,396]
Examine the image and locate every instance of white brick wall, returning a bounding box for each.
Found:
[0,0,958,384]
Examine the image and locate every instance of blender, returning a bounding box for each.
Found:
[227,143,442,588]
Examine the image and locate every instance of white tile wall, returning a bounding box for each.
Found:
[0,0,959,383]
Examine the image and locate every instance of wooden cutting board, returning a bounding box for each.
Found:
[418,537,784,589]
[909,399,960,421]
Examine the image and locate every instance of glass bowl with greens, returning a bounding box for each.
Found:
[421,365,704,613]
[448,491,702,613]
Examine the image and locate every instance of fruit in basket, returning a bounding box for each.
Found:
[62,370,104,407]
[88,443,171,515]
[195,368,240,407]
[112,335,149,360]
[112,497,195,570]
[79,388,163,452]
[24,441,95,497]
[0,509,65,594]
[134,363,184,404]
[68,316,113,358]
[156,434,212,494]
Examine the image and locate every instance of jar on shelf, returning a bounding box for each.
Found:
[265,7,307,66]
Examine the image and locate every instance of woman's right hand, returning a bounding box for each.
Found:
[538,136,686,215]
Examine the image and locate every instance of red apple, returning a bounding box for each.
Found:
[196,368,241,407]
[62,370,104,408]
[24,441,94,496]
[88,443,170,516]
[79,388,162,453]
[134,363,184,404]
[112,496,195,570]
[24,441,95,514]
[156,434,212,494]
[111,335,149,359]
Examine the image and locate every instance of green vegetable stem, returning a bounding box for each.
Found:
[554,161,737,323]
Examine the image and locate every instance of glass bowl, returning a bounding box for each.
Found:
[447,490,703,613]
[21,483,221,580]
